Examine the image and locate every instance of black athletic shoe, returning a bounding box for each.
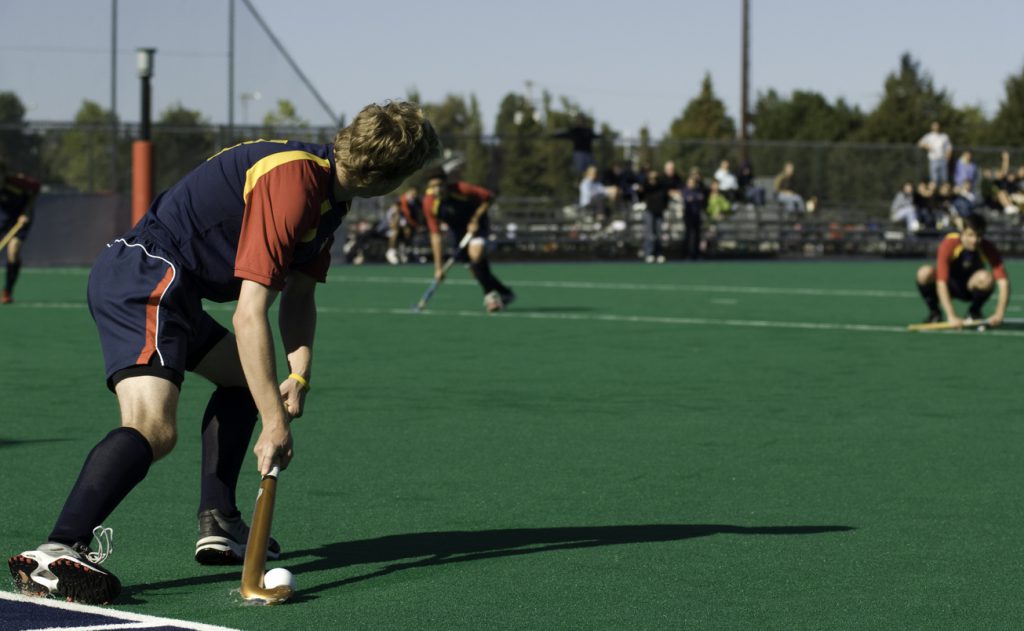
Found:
[925,311,942,323]
[967,310,983,322]
[195,509,281,565]
[499,290,516,308]
[9,536,121,605]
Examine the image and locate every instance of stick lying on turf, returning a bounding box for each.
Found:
[414,232,474,312]
[240,465,293,605]
[907,319,986,332]
[0,217,27,252]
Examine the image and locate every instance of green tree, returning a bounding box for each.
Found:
[420,93,491,185]
[494,92,545,197]
[662,73,737,172]
[0,91,41,175]
[47,100,121,192]
[752,89,863,141]
[988,64,1024,147]
[854,53,961,143]
[261,99,308,137]
[153,103,215,191]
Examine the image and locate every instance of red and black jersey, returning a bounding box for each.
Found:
[131,139,348,302]
[398,192,421,228]
[421,181,493,234]
[0,174,41,216]
[935,232,1007,283]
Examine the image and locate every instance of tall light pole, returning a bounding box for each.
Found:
[131,48,156,226]
[740,0,750,163]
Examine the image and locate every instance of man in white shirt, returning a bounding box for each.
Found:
[917,121,952,185]
[713,160,739,200]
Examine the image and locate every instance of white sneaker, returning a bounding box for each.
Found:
[484,291,504,313]
[385,248,400,265]
[645,255,655,264]
[8,527,120,604]
[656,255,666,264]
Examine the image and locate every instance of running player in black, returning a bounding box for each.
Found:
[0,157,41,304]
[422,169,514,312]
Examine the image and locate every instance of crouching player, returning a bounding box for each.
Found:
[423,169,514,312]
[7,101,440,604]
[915,214,1010,327]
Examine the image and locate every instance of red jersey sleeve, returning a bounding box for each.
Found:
[399,195,418,227]
[981,240,1007,280]
[934,235,959,282]
[235,160,325,290]
[454,181,494,202]
[422,192,441,234]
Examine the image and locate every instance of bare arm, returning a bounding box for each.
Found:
[466,200,490,234]
[234,279,293,474]
[279,271,317,418]
[936,281,963,328]
[989,278,1010,326]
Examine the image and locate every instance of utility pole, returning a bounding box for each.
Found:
[740,0,750,164]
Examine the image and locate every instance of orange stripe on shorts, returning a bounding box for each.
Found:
[135,266,175,365]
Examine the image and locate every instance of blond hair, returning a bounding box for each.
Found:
[334,101,441,188]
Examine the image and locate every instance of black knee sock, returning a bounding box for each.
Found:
[49,427,153,547]
[5,260,21,292]
[917,282,940,313]
[969,289,992,317]
[470,259,510,295]
[198,387,258,517]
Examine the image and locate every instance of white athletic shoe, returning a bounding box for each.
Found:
[385,248,400,265]
[8,527,120,604]
[484,290,504,313]
[645,255,656,264]
[656,255,666,264]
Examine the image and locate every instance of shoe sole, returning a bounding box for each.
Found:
[8,554,120,604]
[195,537,280,566]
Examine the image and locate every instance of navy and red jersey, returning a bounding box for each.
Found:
[131,139,348,303]
[935,232,1007,283]
[421,181,493,234]
[0,173,41,216]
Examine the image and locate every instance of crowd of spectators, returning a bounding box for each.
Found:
[892,120,1024,233]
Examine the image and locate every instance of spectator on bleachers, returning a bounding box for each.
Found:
[951,179,978,222]
[990,151,1021,215]
[913,180,937,230]
[662,160,684,218]
[953,150,978,191]
[917,121,952,184]
[636,168,670,263]
[737,161,766,206]
[936,182,955,228]
[891,181,920,232]
[579,165,609,221]
[552,114,601,178]
[713,160,739,201]
[707,180,731,221]
[773,162,806,214]
[681,174,707,260]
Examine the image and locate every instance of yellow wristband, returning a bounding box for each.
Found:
[288,373,310,392]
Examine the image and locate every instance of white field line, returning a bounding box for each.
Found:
[12,301,1024,337]
[328,275,920,299]
[0,590,238,630]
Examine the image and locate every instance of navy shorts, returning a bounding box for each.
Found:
[447,214,490,262]
[0,210,32,241]
[87,237,228,390]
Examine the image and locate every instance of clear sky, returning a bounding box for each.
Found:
[2,0,1022,139]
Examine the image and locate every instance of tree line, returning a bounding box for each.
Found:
[1,53,1023,207]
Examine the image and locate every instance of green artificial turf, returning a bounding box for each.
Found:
[2,260,1023,629]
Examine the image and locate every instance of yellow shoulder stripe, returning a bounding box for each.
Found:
[243,150,330,202]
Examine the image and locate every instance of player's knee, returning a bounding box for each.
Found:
[970,270,994,292]
[916,265,934,285]
[124,419,177,461]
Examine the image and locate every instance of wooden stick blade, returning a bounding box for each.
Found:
[907,321,957,331]
[240,466,292,605]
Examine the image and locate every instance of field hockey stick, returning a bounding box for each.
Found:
[907,320,986,332]
[413,231,474,312]
[0,216,28,252]
[240,465,293,605]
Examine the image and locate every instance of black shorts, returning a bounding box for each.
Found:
[87,236,228,391]
[447,214,490,262]
[0,210,31,241]
[946,274,985,301]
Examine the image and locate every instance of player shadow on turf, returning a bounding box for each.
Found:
[513,306,597,313]
[127,524,853,602]
[0,438,73,449]
[290,524,854,596]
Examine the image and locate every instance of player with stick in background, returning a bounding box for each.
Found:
[915,213,1010,328]
[422,168,514,312]
[7,101,440,604]
[0,157,41,304]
